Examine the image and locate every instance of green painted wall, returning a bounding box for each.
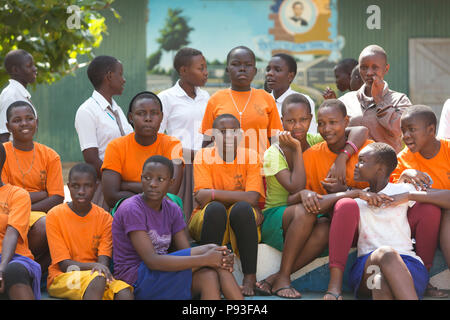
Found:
[31,0,148,162]
[338,0,450,96]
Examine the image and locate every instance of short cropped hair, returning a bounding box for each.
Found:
[226,46,256,65]
[127,91,163,126]
[402,105,437,128]
[318,99,347,118]
[68,162,98,182]
[4,49,31,74]
[367,142,398,176]
[273,53,297,75]
[87,55,119,89]
[359,45,388,64]
[6,101,36,122]
[292,1,303,9]
[281,93,311,116]
[0,143,6,172]
[173,47,203,73]
[212,113,240,129]
[143,155,174,178]
[336,58,358,75]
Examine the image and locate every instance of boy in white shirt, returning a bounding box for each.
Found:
[0,49,37,142]
[348,142,450,300]
[74,55,133,209]
[437,99,450,139]
[265,53,317,134]
[158,47,209,220]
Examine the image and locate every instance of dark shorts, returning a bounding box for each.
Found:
[133,248,192,300]
[349,251,429,299]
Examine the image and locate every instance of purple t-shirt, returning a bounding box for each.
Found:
[112,195,186,285]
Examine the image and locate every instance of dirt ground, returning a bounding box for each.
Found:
[62,162,80,184]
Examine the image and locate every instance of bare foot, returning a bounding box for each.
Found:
[241,274,257,296]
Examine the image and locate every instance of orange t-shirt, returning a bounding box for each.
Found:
[390,139,450,189]
[46,203,113,287]
[303,140,373,195]
[200,88,283,159]
[0,184,33,259]
[2,141,64,197]
[101,132,183,182]
[192,146,265,218]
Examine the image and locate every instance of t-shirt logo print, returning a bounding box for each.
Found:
[234,174,244,190]
[148,229,171,255]
[92,235,101,256]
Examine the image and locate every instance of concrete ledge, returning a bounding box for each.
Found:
[232,243,450,293]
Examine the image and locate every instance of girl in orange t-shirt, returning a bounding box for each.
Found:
[101,92,184,209]
[190,114,265,297]
[3,100,64,277]
[200,46,283,160]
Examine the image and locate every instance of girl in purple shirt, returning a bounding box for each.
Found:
[112,155,242,300]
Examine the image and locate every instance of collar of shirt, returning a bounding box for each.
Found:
[271,87,296,105]
[173,80,205,100]
[357,80,389,108]
[91,90,119,111]
[8,79,31,99]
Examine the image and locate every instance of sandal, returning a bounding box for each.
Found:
[273,286,302,299]
[253,279,273,296]
[324,291,343,300]
[425,283,449,298]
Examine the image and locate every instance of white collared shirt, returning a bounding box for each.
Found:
[0,79,37,134]
[437,99,450,140]
[158,80,210,150]
[355,183,422,263]
[271,87,317,134]
[74,90,133,160]
[338,90,363,118]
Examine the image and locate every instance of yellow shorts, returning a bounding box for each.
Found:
[188,202,261,257]
[29,211,46,228]
[48,270,132,300]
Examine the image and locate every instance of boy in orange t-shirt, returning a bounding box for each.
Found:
[390,105,450,297]
[200,46,282,160]
[189,113,265,296]
[0,143,41,300]
[46,163,133,300]
[303,100,372,197]
[2,101,64,279]
[101,91,184,209]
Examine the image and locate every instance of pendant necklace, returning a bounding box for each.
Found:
[12,143,35,186]
[229,88,253,126]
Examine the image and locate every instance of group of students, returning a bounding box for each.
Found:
[0,43,449,301]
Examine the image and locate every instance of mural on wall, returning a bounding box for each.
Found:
[146,0,345,101]
[262,0,344,61]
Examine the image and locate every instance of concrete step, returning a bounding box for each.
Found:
[232,243,450,298]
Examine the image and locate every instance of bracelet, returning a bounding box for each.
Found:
[346,141,358,154]
[341,149,351,159]
[211,189,215,201]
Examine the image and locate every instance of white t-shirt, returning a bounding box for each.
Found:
[0,79,37,134]
[338,90,363,118]
[74,90,133,161]
[271,87,317,134]
[158,81,209,151]
[437,99,450,140]
[355,183,422,264]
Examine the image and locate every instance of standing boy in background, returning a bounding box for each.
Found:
[0,49,37,143]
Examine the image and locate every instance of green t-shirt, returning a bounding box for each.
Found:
[263,133,323,210]
[263,144,290,210]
